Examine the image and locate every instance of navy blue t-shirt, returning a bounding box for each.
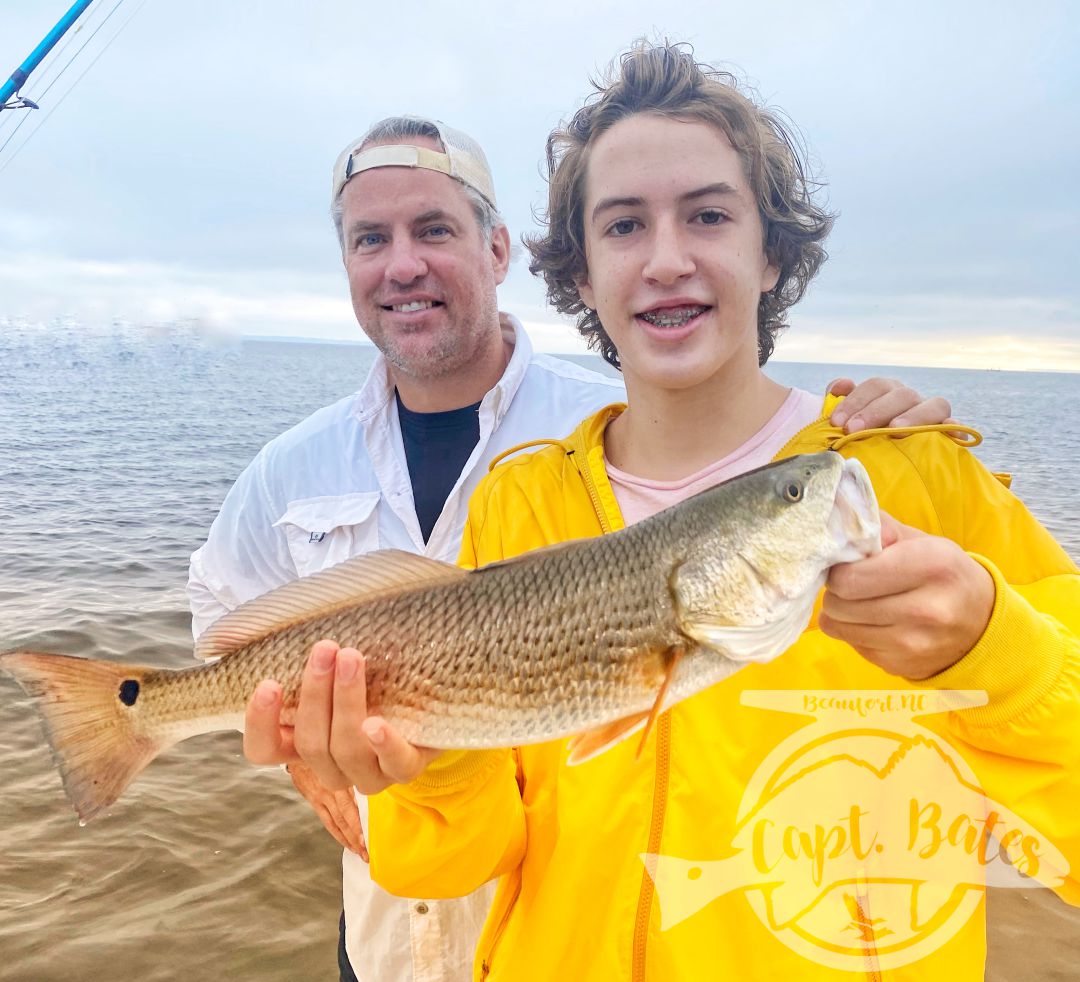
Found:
[395,391,482,543]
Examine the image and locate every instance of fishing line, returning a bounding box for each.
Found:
[0,1,118,148]
[0,0,149,174]
[0,96,35,156]
[4,0,108,118]
[0,19,85,143]
[0,0,124,156]
[24,0,127,110]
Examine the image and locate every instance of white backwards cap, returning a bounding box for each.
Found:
[331,116,498,210]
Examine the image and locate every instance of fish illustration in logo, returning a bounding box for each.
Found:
[643,730,1068,965]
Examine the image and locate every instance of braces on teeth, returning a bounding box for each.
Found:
[640,306,707,327]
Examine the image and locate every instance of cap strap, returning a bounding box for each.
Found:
[344,144,453,181]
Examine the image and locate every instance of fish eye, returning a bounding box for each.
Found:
[779,480,804,503]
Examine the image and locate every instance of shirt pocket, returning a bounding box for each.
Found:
[273,491,382,577]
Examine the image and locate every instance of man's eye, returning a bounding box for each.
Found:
[355,234,383,249]
[608,218,638,237]
[423,226,451,239]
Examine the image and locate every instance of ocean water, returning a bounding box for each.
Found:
[0,322,1077,981]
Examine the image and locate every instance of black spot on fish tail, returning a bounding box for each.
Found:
[0,652,169,821]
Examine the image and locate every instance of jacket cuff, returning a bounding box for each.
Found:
[406,748,508,794]
[917,554,1065,726]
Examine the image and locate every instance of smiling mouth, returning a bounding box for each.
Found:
[382,300,444,313]
[638,305,710,328]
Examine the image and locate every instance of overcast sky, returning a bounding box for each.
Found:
[1,0,1077,370]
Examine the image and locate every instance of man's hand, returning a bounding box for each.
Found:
[287,760,369,860]
[819,513,996,680]
[244,639,440,795]
[828,377,956,434]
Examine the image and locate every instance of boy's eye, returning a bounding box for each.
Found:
[697,209,725,226]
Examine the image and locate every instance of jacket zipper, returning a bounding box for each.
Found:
[597,404,892,980]
[577,431,670,979]
[577,445,615,535]
[632,712,671,981]
[479,878,522,979]
[854,867,882,981]
[483,439,616,979]
[773,415,838,461]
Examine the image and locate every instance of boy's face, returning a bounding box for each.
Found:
[577,114,779,397]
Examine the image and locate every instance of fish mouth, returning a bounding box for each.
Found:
[827,458,881,563]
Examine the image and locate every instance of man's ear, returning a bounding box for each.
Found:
[490,225,512,285]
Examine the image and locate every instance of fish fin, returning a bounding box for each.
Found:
[566,712,650,765]
[195,550,466,660]
[0,651,173,822]
[635,647,682,760]
[679,586,818,665]
[473,533,599,574]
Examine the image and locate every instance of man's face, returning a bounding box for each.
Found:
[339,136,510,383]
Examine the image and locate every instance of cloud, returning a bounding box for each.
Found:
[1,1,1076,369]
[2,249,1076,370]
[779,293,1080,371]
[776,331,1080,374]
[0,252,356,339]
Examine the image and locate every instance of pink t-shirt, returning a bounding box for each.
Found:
[607,387,823,526]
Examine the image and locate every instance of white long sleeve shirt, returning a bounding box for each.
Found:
[187,314,623,982]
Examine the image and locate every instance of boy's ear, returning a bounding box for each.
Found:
[575,273,596,311]
[761,256,780,293]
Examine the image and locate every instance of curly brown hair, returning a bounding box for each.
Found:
[525,40,835,369]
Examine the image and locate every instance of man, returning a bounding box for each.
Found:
[190,115,953,981]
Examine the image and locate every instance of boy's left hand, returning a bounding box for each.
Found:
[819,512,996,679]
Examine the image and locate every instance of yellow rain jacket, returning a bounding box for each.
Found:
[369,398,1080,981]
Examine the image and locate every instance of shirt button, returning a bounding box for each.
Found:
[415,902,429,915]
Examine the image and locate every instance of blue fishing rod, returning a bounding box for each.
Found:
[0,0,97,112]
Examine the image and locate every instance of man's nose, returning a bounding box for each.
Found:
[642,220,695,285]
[384,238,428,285]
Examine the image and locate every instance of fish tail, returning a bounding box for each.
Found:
[0,651,170,823]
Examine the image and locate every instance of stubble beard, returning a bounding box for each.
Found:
[376,310,491,384]
[382,330,469,381]
[362,278,501,384]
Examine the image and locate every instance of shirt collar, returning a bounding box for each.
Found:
[478,312,531,430]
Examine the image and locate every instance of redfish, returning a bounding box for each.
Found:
[1,452,879,822]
